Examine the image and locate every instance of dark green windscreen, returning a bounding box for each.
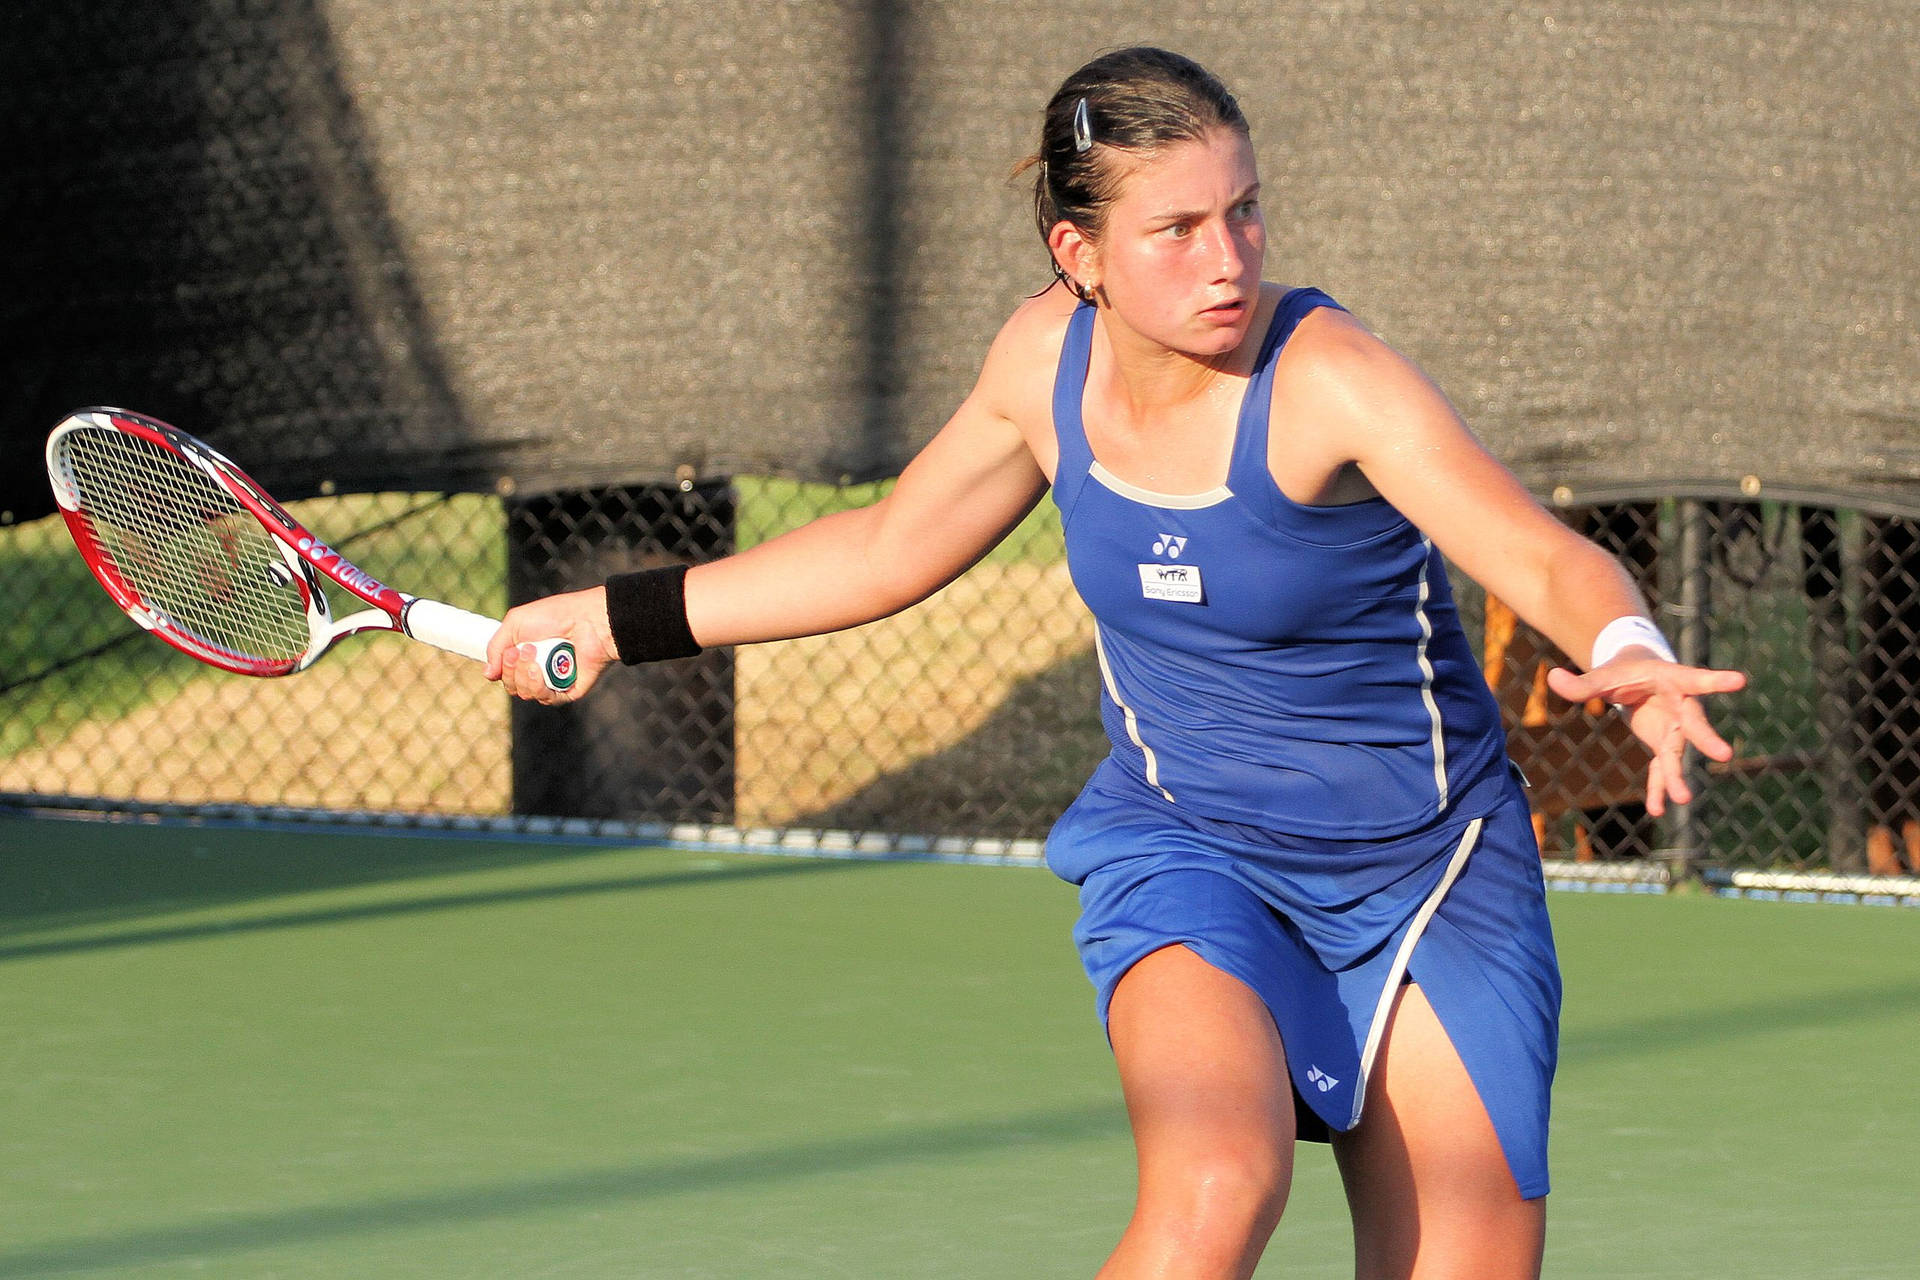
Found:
[3,3,1912,517]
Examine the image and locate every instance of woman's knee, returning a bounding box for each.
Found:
[1106,945,1300,1265]
[1137,1140,1294,1242]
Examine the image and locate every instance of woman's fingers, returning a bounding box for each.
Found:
[1645,748,1670,818]
[1642,718,1699,818]
[485,586,616,704]
[501,639,598,704]
[499,641,550,703]
[1548,659,1745,710]
[1676,691,1735,762]
[1546,657,1746,812]
[1666,665,1749,699]
[1543,664,1604,704]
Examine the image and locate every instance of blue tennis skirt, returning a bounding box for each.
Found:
[1047,759,1560,1199]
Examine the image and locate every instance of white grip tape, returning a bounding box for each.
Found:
[404,600,576,692]
[404,599,495,661]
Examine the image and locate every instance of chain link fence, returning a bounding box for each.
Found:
[4,487,1918,880]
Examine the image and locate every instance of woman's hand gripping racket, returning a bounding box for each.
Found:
[45,407,576,692]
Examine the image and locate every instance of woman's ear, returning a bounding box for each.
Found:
[1047,220,1098,299]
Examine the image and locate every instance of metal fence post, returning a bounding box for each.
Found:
[1664,498,1712,875]
[1803,507,1866,870]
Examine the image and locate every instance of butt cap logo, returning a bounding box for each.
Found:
[544,643,578,691]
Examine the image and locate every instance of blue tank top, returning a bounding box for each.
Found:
[1052,288,1510,838]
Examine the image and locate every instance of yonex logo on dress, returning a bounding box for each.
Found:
[1307,1065,1340,1093]
[1151,534,1187,558]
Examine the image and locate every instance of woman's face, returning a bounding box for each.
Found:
[1081,127,1266,358]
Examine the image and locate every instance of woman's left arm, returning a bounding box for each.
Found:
[1294,310,1747,814]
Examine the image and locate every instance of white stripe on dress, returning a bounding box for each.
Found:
[1412,539,1450,813]
[1348,815,1481,1128]
[1093,627,1175,803]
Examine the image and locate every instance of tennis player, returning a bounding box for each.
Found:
[488,47,1746,1280]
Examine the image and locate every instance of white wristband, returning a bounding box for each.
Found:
[1588,615,1676,669]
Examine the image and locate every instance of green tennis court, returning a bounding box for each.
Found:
[2,813,1914,1278]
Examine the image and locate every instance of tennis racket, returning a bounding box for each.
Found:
[45,407,576,691]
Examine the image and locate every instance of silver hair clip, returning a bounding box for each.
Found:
[1072,97,1093,153]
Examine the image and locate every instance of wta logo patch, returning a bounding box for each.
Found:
[1138,562,1204,604]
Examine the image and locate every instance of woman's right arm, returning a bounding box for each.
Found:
[685,393,1048,646]
[486,302,1060,702]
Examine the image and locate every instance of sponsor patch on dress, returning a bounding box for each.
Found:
[1138,562,1204,603]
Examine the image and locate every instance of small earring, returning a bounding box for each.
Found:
[1051,260,1096,305]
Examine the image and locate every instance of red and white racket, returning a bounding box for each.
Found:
[45,407,576,691]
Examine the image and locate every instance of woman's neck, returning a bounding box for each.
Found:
[1090,305,1259,430]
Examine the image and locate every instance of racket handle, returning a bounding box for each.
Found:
[403,599,578,693]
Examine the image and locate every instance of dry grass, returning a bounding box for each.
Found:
[0,644,512,813]
[736,560,1094,827]
[2,562,1097,828]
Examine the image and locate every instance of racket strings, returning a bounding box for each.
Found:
[55,428,314,666]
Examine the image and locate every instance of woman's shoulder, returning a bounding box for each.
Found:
[1269,288,1407,394]
[1266,288,1471,470]
[970,283,1081,413]
[993,282,1081,353]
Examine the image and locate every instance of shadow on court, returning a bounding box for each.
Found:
[1561,977,1920,1065]
[0,814,858,957]
[0,1101,1126,1278]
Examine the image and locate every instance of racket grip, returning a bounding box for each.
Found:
[403,599,578,693]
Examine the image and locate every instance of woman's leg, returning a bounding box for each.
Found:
[1097,943,1297,1280]
[1333,983,1546,1280]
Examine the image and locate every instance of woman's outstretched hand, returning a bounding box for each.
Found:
[1546,655,1748,817]
[484,586,622,705]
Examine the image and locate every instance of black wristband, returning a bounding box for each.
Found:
[604,565,703,664]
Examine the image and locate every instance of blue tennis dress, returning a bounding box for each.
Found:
[1044,288,1561,1199]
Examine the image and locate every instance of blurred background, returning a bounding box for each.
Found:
[4,0,1916,884]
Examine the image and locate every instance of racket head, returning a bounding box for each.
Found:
[45,408,336,677]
